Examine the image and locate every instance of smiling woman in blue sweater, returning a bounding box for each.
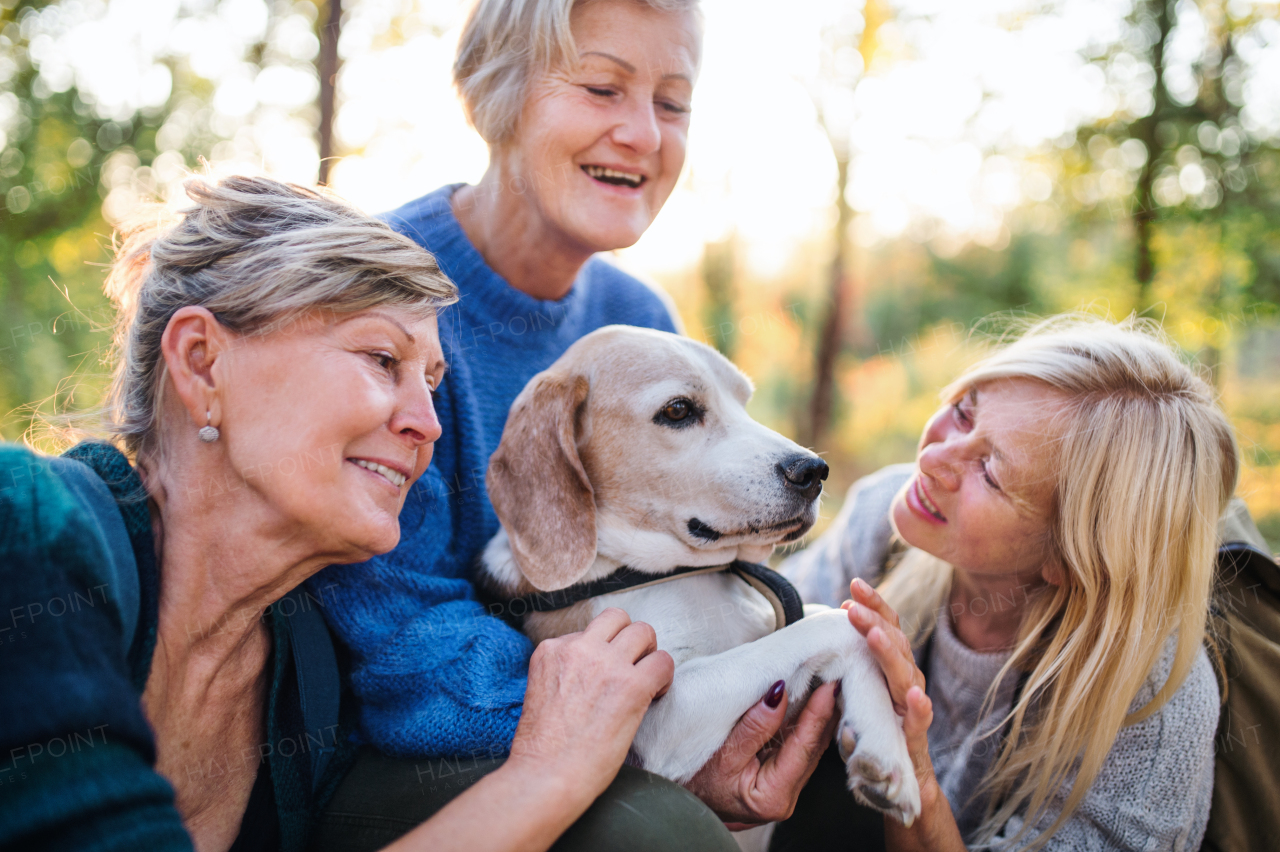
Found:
[310,0,836,832]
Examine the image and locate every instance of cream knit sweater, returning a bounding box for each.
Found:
[781,465,1219,851]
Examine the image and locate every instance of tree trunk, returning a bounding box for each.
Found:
[807,155,852,449]
[1132,0,1174,309]
[1202,1,1236,387]
[317,0,342,185]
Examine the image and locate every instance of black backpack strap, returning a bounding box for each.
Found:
[1217,541,1279,589]
[280,589,341,794]
[46,456,141,659]
[728,561,805,626]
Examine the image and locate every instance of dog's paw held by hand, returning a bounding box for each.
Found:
[839,719,922,827]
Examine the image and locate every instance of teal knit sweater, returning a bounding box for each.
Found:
[0,442,357,851]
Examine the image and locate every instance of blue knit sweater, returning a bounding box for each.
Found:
[309,184,679,757]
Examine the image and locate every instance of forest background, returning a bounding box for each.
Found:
[2,0,1279,548]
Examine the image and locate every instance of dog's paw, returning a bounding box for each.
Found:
[838,721,922,827]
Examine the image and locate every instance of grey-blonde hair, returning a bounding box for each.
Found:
[454,0,700,144]
[880,315,1238,850]
[103,175,458,456]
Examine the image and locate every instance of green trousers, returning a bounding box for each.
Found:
[308,748,739,852]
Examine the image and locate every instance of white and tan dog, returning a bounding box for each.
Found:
[479,325,920,824]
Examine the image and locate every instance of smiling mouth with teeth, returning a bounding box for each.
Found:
[915,479,946,521]
[351,459,407,488]
[582,165,645,188]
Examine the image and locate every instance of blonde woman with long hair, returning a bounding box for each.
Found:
[779,316,1236,851]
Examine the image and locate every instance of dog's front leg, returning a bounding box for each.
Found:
[630,609,865,778]
[630,608,921,824]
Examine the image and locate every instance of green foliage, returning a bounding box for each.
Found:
[0,3,133,436]
[862,235,1047,357]
[0,0,291,441]
[1,0,1278,551]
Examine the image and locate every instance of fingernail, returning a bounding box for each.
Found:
[834,680,843,698]
[765,680,786,709]
[854,578,869,592]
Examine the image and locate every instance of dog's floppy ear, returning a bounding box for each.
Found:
[487,372,596,591]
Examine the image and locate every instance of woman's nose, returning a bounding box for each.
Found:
[918,440,963,492]
[611,95,662,155]
[391,381,442,447]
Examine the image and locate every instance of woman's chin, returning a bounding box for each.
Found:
[362,520,402,558]
[328,514,401,564]
[576,226,645,254]
[562,207,649,252]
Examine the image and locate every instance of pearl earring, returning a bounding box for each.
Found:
[198,411,220,443]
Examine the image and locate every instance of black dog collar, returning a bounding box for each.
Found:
[501,560,805,628]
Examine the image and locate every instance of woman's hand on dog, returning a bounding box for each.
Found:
[392,610,671,852]
[684,679,840,829]
[845,579,966,852]
[508,607,674,804]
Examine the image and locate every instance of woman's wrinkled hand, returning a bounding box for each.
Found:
[509,608,674,801]
[684,680,840,829]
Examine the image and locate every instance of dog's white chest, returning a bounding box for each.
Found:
[592,572,777,667]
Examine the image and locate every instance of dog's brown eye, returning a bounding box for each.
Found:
[664,400,690,421]
[654,397,702,429]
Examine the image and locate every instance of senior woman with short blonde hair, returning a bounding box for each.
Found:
[0,175,688,852]
[310,0,837,844]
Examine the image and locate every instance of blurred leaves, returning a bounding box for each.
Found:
[0,1,141,431]
[0,0,324,440]
[1,0,1279,548]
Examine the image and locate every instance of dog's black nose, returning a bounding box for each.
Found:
[779,455,829,501]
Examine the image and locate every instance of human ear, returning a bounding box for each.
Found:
[487,371,597,591]
[160,306,232,431]
[1040,556,1067,587]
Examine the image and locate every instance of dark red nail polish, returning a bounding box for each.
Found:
[765,680,786,709]
[834,680,843,698]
